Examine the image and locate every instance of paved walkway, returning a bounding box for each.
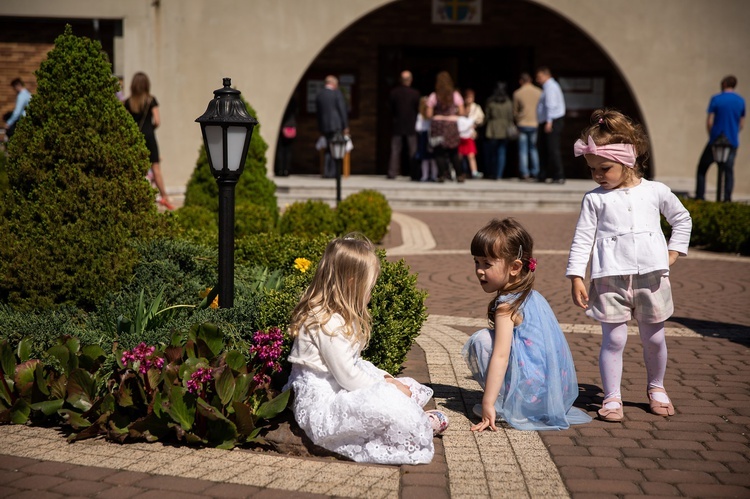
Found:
[1,209,749,498]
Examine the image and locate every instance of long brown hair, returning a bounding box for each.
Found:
[579,108,650,177]
[129,72,152,113]
[289,235,381,349]
[434,71,455,108]
[471,218,536,326]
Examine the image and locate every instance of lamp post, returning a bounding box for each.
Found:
[196,78,258,308]
[711,134,732,202]
[329,131,347,205]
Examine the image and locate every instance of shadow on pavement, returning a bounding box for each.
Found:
[669,316,750,345]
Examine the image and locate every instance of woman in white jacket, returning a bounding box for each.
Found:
[567,109,692,423]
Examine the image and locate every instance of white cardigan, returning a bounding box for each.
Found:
[287,313,388,392]
[566,178,692,280]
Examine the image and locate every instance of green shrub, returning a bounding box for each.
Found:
[236,203,277,237]
[337,189,392,243]
[0,152,8,193]
[365,252,428,374]
[279,200,338,237]
[183,98,278,224]
[662,198,750,255]
[0,26,167,311]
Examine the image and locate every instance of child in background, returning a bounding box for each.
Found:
[463,218,592,431]
[415,96,438,181]
[459,88,485,179]
[567,108,692,422]
[286,235,448,464]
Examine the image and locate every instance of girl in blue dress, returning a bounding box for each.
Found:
[462,218,592,431]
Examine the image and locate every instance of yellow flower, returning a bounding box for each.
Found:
[294,257,312,273]
[200,287,219,308]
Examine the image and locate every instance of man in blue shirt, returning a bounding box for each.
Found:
[536,67,566,184]
[695,75,745,202]
[4,78,32,140]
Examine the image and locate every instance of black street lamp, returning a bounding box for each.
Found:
[196,78,258,308]
[711,134,732,202]
[329,131,347,205]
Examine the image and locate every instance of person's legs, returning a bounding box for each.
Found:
[388,135,403,178]
[517,128,530,178]
[496,139,507,179]
[599,321,629,406]
[694,142,713,200]
[449,148,464,182]
[537,124,548,181]
[528,127,540,178]
[723,147,737,202]
[549,118,565,181]
[484,139,498,179]
[150,162,174,209]
[637,321,668,396]
[434,147,450,181]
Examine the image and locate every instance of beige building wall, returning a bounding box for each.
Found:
[2,0,749,195]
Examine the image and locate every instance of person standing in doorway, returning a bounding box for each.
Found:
[3,78,32,140]
[694,75,745,202]
[513,73,542,181]
[125,72,174,210]
[388,70,420,179]
[536,67,566,184]
[316,75,349,179]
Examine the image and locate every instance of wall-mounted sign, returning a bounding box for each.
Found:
[432,0,482,25]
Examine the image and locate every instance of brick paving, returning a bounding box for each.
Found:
[390,210,750,498]
[1,207,749,498]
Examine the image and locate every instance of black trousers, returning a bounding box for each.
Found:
[538,117,565,181]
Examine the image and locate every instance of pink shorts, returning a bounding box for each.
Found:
[586,271,673,323]
[458,138,476,156]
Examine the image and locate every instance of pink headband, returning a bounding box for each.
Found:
[573,136,636,168]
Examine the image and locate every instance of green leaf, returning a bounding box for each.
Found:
[0,379,11,407]
[17,338,33,363]
[66,369,96,412]
[146,367,162,392]
[232,400,256,437]
[215,367,235,407]
[166,386,195,431]
[81,344,106,361]
[233,373,251,402]
[9,398,31,424]
[33,363,50,397]
[225,350,246,372]
[0,341,15,379]
[47,345,70,375]
[255,389,290,420]
[195,323,223,359]
[31,398,64,416]
[64,337,81,356]
[15,359,40,397]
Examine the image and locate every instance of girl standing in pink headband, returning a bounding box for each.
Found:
[566,109,692,422]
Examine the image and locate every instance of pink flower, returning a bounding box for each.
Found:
[121,342,165,374]
[187,367,214,394]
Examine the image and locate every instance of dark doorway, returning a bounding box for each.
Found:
[378,45,533,178]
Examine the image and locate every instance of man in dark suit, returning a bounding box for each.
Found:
[316,75,349,178]
[388,70,420,179]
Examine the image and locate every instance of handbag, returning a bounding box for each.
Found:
[506,124,519,140]
[282,126,297,139]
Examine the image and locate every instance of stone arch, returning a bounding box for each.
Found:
[281,0,648,179]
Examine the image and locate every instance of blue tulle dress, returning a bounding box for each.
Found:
[462,290,592,430]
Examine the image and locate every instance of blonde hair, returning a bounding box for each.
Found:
[580,108,650,177]
[289,235,381,348]
[129,72,152,114]
[471,218,536,326]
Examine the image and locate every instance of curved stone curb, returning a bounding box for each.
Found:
[416,316,570,498]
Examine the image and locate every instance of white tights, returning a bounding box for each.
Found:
[599,321,670,407]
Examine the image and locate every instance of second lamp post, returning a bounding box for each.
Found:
[329,131,347,205]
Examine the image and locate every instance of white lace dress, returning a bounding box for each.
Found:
[285,314,435,465]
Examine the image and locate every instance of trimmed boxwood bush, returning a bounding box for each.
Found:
[279,200,338,237]
[0,26,167,311]
[337,189,392,243]
[662,197,750,255]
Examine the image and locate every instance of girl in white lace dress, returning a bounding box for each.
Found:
[285,235,448,464]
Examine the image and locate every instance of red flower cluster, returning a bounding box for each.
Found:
[187,367,214,394]
[250,327,284,385]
